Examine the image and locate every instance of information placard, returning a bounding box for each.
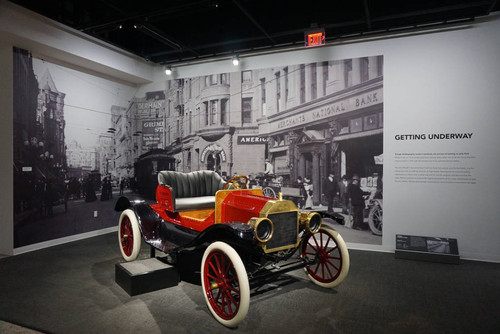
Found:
[395,234,459,264]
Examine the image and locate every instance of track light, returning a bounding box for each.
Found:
[165,66,172,75]
[232,55,240,66]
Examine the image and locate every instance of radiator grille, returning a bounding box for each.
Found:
[265,211,298,251]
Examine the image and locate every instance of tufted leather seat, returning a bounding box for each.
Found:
[157,170,226,211]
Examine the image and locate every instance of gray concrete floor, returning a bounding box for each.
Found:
[0,321,42,333]
[1,230,499,334]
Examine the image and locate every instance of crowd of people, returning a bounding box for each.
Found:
[14,170,132,224]
[287,172,383,231]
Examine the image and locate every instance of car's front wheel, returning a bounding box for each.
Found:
[118,209,141,261]
[201,242,250,328]
[301,226,350,288]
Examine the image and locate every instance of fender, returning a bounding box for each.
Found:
[114,196,132,212]
[115,196,256,253]
[115,197,161,242]
[182,222,255,249]
[159,221,256,254]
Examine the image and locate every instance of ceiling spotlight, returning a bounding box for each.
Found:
[165,66,172,75]
[232,55,240,66]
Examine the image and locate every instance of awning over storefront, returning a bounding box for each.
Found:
[302,130,325,141]
[334,128,383,142]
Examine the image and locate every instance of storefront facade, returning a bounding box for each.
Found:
[259,57,383,205]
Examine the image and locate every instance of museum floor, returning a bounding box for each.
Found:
[0,231,499,334]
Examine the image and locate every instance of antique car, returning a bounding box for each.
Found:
[115,170,350,328]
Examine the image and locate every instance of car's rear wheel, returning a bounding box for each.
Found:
[118,209,141,261]
[368,202,383,236]
[201,242,250,328]
[301,226,350,288]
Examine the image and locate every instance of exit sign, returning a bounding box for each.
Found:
[305,29,325,48]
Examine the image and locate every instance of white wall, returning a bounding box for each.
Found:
[383,19,500,262]
[1,1,499,261]
[167,16,500,262]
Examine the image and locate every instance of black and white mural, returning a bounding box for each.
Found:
[13,47,383,249]
[13,47,137,248]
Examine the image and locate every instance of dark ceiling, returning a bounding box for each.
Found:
[9,0,500,65]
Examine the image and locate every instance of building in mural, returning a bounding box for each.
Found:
[66,139,97,172]
[107,56,383,204]
[13,48,69,219]
[259,57,384,205]
[13,47,39,172]
[37,69,67,171]
[95,133,114,177]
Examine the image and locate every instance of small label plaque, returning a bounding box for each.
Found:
[395,234,459,264]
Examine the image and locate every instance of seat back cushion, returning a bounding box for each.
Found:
[157,170,225,198]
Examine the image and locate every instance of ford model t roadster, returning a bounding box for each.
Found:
[115,170,350,327]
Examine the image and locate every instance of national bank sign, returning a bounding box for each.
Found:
[269,88,383,132]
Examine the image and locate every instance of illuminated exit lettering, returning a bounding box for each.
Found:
[305,30,325,48]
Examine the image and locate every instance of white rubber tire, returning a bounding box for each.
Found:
[118,209,141,261]
[302,226,350,288]
[201,241,250,328]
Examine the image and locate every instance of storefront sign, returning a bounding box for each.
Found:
[137,100,164,111]
[237,136,268,144]
[142,120,164,133]
[141,120,164,150]
[201,143,227,162]
[269,87,383,132]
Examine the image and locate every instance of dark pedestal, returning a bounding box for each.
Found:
[115,258,179,296]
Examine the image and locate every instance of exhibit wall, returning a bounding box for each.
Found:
[11,48,141,249]
[11,47,384,250]
[1,2,499,261]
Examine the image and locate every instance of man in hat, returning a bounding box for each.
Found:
[338,175,349,214]
[323,173,337,213]
[303,177,313,209]
[347,175,370,230]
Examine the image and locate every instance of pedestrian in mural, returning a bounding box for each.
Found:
[63,181,69,213]
[264,159,274,175]
[374,173,383,199]
[85,179,97,202]
[338,175,349,214]
[303,177,313,210]
[119,179,125,195]
[323,173,337,213]
[35,178,45,218]
[101,178,109,201]
[107,178,113,199]
[248,174,258,189]
[347,175,370,230]
[296,176,306,209]
[43,180,55,217]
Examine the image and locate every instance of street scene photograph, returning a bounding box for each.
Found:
[13,47,383,248]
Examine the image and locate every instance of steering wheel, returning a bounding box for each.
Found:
[223,175,249,190]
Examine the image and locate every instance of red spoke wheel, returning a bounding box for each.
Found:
[118,209,141,261]
[201,242,250,328]
[301,226,350,288]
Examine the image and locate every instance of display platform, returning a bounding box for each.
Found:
[395,234,460,264]
[115,257,179,296]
